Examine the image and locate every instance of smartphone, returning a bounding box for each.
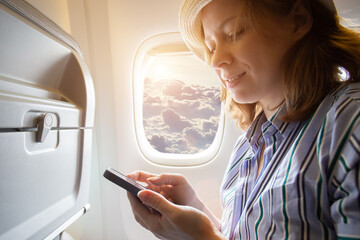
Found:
[103,167,147,195]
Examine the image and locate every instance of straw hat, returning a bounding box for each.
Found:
[179,0,337,61]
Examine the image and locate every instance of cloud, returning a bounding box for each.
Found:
[149,134,168,152]
[143,78,221,154]
[201,116,219,133]
[161,108,192,132]
[162,80,185,99]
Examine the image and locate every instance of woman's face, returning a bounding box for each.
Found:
[201,0,296,110]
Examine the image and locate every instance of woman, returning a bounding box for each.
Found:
[127,0,360,239]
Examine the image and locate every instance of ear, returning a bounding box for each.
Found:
[290,0,313,41]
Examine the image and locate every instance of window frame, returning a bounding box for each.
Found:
[132,32,225,167]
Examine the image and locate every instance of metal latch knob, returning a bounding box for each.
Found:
[37,113,53,142]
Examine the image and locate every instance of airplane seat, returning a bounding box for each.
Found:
[0,0,95,239]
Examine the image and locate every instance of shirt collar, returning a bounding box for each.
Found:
[245,112,266,152]
[245,104,299,151]
[262,104,288,136]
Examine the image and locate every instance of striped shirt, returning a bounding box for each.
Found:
[220,83,360,240]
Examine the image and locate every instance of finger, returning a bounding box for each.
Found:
[127,192,152,229]
[127,191,149,216]
[137,190,176,217]
[147,173,186,186]
[126,171,158,182]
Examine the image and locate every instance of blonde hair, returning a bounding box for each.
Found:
[201,0,360,129]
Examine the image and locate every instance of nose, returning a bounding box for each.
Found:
[210,43,233,70]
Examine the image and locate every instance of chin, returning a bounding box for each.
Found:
[230,94,257,105]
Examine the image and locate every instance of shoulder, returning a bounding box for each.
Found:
[322,82,360,129]
[318,82,360,162]
[316,82,360,148]
[300,83,360,145]
[330,82,360,114]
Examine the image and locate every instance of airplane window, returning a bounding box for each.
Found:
[144,54,221,154]
[339,67,350,81]
[133,33,224,166]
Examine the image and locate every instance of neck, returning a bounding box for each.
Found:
[259,99,284,120]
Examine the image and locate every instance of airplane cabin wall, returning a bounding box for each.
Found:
[26,0,106,239]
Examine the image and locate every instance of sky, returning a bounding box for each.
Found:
[146,53,219,87]
[143,53,221,154]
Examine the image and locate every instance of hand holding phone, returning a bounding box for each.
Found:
[103,167,147,195]
[104,167,160,215]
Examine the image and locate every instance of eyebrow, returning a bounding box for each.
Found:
[204,16,237,42]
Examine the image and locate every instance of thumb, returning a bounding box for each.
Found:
[138,190,175,216]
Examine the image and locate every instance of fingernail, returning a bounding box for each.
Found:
[147,177,159,182]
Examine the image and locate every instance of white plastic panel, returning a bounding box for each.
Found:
[0,6,71,90]
[0,130,80,239]
[0,3,95,128]
[0,77,80,129]
[0,1,95,239]
[0,128,93,240]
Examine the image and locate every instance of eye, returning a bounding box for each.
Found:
[228,29,245,41]
[209,48,215,55]
[205,43,215,55]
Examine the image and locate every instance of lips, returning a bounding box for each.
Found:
[223,72,246,88]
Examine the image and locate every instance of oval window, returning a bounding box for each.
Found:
[133,33,224,166]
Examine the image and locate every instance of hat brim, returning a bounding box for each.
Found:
[179,0,212,61]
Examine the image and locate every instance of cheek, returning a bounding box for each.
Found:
[233,40,271,77]
[215,70,227,88]
[240,34,286,71]
[233,41,258,64]
[248,47,284,84]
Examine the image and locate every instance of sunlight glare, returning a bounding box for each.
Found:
[154,63,168,79]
